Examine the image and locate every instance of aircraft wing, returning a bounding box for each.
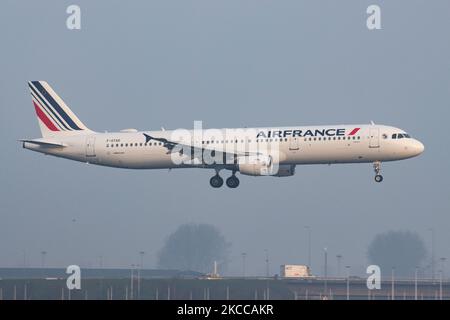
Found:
[143,133,262,163]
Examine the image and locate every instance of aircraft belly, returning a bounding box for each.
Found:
[99,149,174,169]
[289,141,379,164]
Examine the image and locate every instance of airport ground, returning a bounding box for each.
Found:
[0,268,448,300]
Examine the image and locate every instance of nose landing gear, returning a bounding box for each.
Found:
[373,161,383,183]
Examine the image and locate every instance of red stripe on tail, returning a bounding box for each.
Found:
[348,128,360,136]
[33,101,59,131]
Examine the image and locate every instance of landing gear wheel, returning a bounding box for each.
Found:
[209,175,224,188]
[226,175,240,188]
[373,161,383,183]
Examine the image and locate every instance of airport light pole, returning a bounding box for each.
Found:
[415,267,418,300]
[264,249,269,277]
[23,250,27,268]
[139,251,146,299]
[429,228,435,280]
[336,254,342,277]
[304,226,311,268]
[324,248,328,297]
[140,251,145,269]
[40,251,47,268]
[391,267,395,300]
[241,253,247,278]
[130,264,135,300]
[440,257,446,279]
[345,265,351,300]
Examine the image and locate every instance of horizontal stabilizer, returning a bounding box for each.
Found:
[19,139,67,148]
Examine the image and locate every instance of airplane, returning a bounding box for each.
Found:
[21,81,424,188]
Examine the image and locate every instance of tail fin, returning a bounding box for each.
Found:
[28,81,93,138]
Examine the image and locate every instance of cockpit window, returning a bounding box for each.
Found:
[392,133,411,139]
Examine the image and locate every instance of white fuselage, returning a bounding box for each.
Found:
[23,124,424,171]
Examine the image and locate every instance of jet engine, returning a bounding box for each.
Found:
[237,156,296,177]
[237,155,273,176]
[272,164,296,177]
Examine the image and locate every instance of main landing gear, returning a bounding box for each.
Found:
[210,171,240,188]
[226,174,240,189]
[373,161,383,183]
[209,174,224,188]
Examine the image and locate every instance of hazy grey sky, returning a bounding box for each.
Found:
[1,0,449,277]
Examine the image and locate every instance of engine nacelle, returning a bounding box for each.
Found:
[272,164,296,177]
[237,156,296,177]
[237,155,273,176]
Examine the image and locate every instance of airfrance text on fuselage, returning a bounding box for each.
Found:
[256,128,352,139]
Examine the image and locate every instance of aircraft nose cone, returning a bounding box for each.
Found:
[412,140,425,156]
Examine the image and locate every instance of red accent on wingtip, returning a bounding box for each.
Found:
[33,101,59,131]
[348,128,360,136]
